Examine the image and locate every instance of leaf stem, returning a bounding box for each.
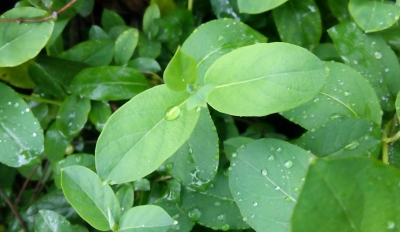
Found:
[381,115,399,164]
[188,0,193,11]
[0,189,28,232]
[19,94,62,105]
[15,164,40,206]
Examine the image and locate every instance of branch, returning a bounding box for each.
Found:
[0,189,28,232]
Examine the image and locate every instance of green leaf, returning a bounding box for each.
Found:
[101,9,125,32]
[118,205,175,231]
[35,209,88,232]
[56,95,91,138]
[312,43,341,61]
[229,138,313,232]
[223,136,253,161]
[45,122,72,163]
[52,153,95,189]
[88,101,111,132]
[349,0,400,33]
[0,60,35,89]
[96,85,200,184]
[88,25,109,40]
[182,18,266,84]
[327,0,351,21]
[186,84,216,110]
[0,83,43,167]
[397,92,400,122]
[237,0,287,13]
[134,179,151,191]
[61,166,121,231]
[205,43,327,116]
[164,46,198,92]
[295,117,381,158]
[72,66,148,101]
[153,199,196,232]
[272,0,322,50]
[0,7,54,67]
[211,0,246,21]
[116,185,134,214]
[114,28,139,66]
[165,108,218,191]
[59,39,114,67]
[143,3,161,39]
[328,21,400,111]
[292,157,400,232]
[180,171,250,230]
[282,61,382,130]
[138,32,162,58]
[127,57,161,73]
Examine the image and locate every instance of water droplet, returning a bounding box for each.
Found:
[294,187,300,193]
[186,84,195,93]
[275,186,280,190]
[284,160,293,168]
[387,221,395,230]
[385,68,390,72]
[232,152,237,158]
[218,35,224,41]
[253,202,258,206]
[268,155,275,161]
[344,92,350,96]
[166,163,173,170]
[215,201,221,206]
[261,169,268,176]
[25,108,30,112]
[165,106,180,121]
[301,178,306,182]
[313,98,320,103]
[173,220,178,225]
[242,217,248,221]
[221,224,229,231]
[344,141,360,150]
[353,60,358,64]
[196,107,201,112]
[32,133,37,137]
[14,103,19,107]
[211,126,216,131]
[330,113,342,120]
[217,214,225,220]
[374,52,382,59]
[277,147,281,152]
[188,208,201,221]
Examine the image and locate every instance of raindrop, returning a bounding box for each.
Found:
[217,214,225,220]
[242,217,248,221]
[211,126,217,131]
[14,103,19,107]
[284,160,293,168]
[164,106,180,121]
[374,52,382,59]
[301,178,306,182]
[7,102,11,105]
[218,35,224,41]
[25,108,30,112]
[344,92,350,96]
[253,202,258,206]
[277,147,281,152]
[261,169,268,176]
[232,152,237,158]
[344,141,360,150]
[196,107,201,112]
[353,60,358,64]
[268,155,275,161]
[285,197,291,202]
[32,133,37,137]
[313,98,320,103]
[330,114,342,120]
[188,208,201,221]
[215,201,221,206]
[275,186,280,190]
[294,188,300,193]
[173,220,178,225]
[221,224,229,231]
[385,68,390,72]
[387,221,395,230]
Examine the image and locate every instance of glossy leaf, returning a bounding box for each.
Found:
[292,157,400,232]
[151,0,176,15]
[327,0,351,21]
[138,32,162,58]
[114,28,139,66]
[282,62,382,130]
[237,0,287,14]
[143,3,160,39]
[127,57,161,73]
[223,136,253,161]
[165,108,218,191]
[180,171,250,230]
[44,122,72,163]
[272,0,322,50]
[118,205,175,231]
[328,21,400,111]
[186,84,215,110]
[0,60,34,89]
[312,43,341,61]
[72,66,148,101]
[88,25,109,40]
[0,7,54,67]
[229,138,313,232]
[153,199,196,232]
[88,101,111,132]
[59,39,114,67]
[164,46,198,92]
[101,8,125,32]
[35,209,88,232]
[0,83,43,167]
[96,85,200,184]
[182,18,266,84]
[55,95,91,138]
[205,43,328,116]
[211,0,245,21]
[349,0,400,33]
[295,117,381,158]
[61,166,121,231]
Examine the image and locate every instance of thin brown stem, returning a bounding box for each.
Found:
[30,161,50,203]
[14,164,40,206]
[0,189,28,232]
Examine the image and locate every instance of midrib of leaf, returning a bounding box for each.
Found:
[319,92,359,116]
[1,122,29,150]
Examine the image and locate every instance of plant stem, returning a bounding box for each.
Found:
[0,189,28,232]
[381,115,400,164]
[188,0,193,11]
[15,164,40,206]
[19,94,62,105]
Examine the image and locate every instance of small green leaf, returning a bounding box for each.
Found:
[292,157,400,232]
[61,166,121,231]
[35,209,88,232]
[114,28,139,66]
[45,122,72,163]
[349,0,400,33]
[186,84,216,110]
[223,136,253,161]
[56,95,91,138]
[59,39,114,67]
[96,85,200,184]
[88,25,110,40]
[101,9,125,32]
[273,0,322,50]
[164,47,198,92]
[295,117,381,158]
[327,0,351,21]
[138,32,162,58]
[0,7,54,67]
[153,199,196,232]
[229,138,313,232]
[205,43,328,116]
[143,3,160,39]
[118,205,175,231]
[127,57,161,73]
[72,66,148,101]
[88,101,111,132]
[237,0,287,13]
[116,185,134,214]
[0,83,43,167]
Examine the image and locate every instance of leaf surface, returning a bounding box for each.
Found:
[118,205,174,231]
[237,0,287,13]
[114,28,139,66]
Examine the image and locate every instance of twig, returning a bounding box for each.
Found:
[0,188,28,232]
[14,164,40,206]
[0,0,77,23]
[30,161,50,203]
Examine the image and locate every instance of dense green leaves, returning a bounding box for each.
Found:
[205,43,328,116]
[96,85,200,184]
[35,209,88,232]
[0,7,54,67]
[292,157,400,232]
[101,9,126,32]
[0,83,43,167]
[229,139,313,231]
[61,166,121,231]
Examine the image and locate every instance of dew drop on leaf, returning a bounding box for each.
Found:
[164,106,180,121]
[284,160,293,168]
[221,224,229,231]
[232,152,237,158]
[374,52,382,59]
[268,155,275,161]
[188,208,201,221]
[242,217,247,221]
[387,221,395,230]
[253,202,258,206]
[344,141,360,150]
[261,169,268,176]
[275,186,280,190]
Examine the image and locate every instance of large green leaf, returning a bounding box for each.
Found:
[61,166,121,231]
[0,7,54,67]
[0,83,43,167]
[272,0,322,50]
[180,171,250,230]
[282,62,382,130]
[295,117,381,158]
[114,28,139,66]
[71,66,148,101]
[118,205,175,231]
[349,0,400,33]
[35,209,88,232]
[237,0,287,14]
[165,108,218,191]
[204,43,328,116]
[182,18,266,84]
[96,85,200,184]
[328,21,400,111]
[229,138,313,232]
[292,157,400,232]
